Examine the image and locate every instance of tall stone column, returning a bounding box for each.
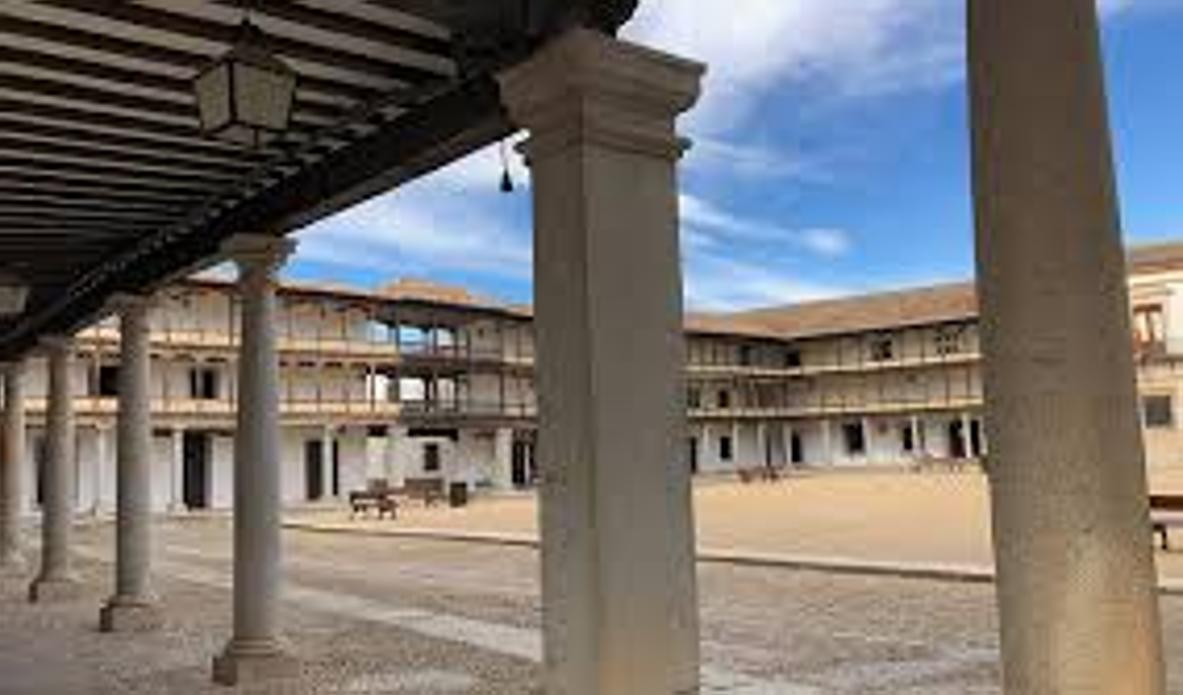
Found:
[212,234,298,686]
[493,427,514,490]
[969,1,1166,692]
[170,427,186,512]
[101,295,162,631]
[0,360,26,575]
[960,413,974,460]
[321,424,334,499]
[499,28,704,694]
[29,336,80,602]
[92,425,108,515]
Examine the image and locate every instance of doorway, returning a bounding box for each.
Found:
[688,437,699,475]
[182,431,210,509]
[305,440,324,501]
[948,419,967,459]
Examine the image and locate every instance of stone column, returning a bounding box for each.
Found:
[969,0,1166,691]
[781,423,794,467]
[861,417,874,463]
[170,427,186,512]
[101,295,162,631]
[493,427,514,490]
[756,422,768,468]
[29,336,80,602]
[821,419,834,466]
[92,425,108,515]
[960,413,974,460]
[321,424,334,499]
[730,422,741,467]
[212,235,298,686]
[499,28,704,694]
[910,415,923,455]
[0,360,26,575]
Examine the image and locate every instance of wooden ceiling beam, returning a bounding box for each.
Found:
[0,10,404,101]
[34,1,447,85]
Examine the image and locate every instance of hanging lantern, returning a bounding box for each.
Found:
[0,271,29,315]
[194,19,297,147]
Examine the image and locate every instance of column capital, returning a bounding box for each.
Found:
[222,234,296,283]
[38,334,74,354]
[497,28,704,161]
[0,357,25,375]
[105,292,153,316]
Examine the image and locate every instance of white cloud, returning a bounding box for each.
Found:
[797,228,852,257]
[684,253,846,311]
[623,0,1166,134]
[680,193,853,258]
[296,175,532,280]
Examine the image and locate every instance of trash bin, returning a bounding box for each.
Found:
[449,482,469,508]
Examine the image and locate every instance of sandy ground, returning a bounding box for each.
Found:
[292,470,1183,579]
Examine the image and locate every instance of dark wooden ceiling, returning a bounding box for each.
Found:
[0,0,637,358]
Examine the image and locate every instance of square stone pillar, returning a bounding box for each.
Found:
[498,28,704,695]
[969,0,1166,691]
[493,427,514,491]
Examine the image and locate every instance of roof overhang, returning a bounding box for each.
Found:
[0,0,637,358]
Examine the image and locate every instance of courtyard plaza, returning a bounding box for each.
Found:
[4,471,1183,694]
[291,470,1183,582]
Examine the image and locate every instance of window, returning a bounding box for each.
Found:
[719,435,733,462]
[842,422,866,455]
[869,335,894,362]
[1144,395,1174,429]
[423,443,441,472]
[738,344,753,367]
[717,389,731,409]
[687,386,702,409]
[189,367,219,400]
[1133,304,1165,352]
[934,327,964,356]
[96,365,119,397]
[784,349,802,368]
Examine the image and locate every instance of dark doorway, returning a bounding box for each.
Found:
[948,420,967,459]
[305,440,324,501]
[182,431,209,509]
[331,439,341,497]
[790,432,804,465]
[688,437,699,475]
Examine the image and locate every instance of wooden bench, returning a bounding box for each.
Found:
[1150,494,1183,550]
[349,480,398,520]
[403,477,445,506]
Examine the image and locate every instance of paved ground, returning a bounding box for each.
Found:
[3,518,1183,694]
[5,471,1183,693]
[294,470,1183,579]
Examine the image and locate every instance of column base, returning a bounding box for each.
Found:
[212,639,299,686]
[28,575,82,603]
[100,596,163,632]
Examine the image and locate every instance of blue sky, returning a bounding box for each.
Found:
[289,0,1183,312]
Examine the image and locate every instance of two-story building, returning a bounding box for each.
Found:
[11,242,1183,513]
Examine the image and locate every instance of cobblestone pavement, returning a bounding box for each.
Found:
[3,519,1183,693]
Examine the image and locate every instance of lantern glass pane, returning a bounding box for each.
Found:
[194,63,232,133]
[233,62,295,131]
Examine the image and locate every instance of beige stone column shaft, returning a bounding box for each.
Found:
[969,0,1166,692]
[499,28,704,695]
[493,427,514,490]
[30,337,79,602]
[212,235,298,686]
[101,296,162,631]
[0,360,25,573]
[170,427,185,512]
[321,424,334,499]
